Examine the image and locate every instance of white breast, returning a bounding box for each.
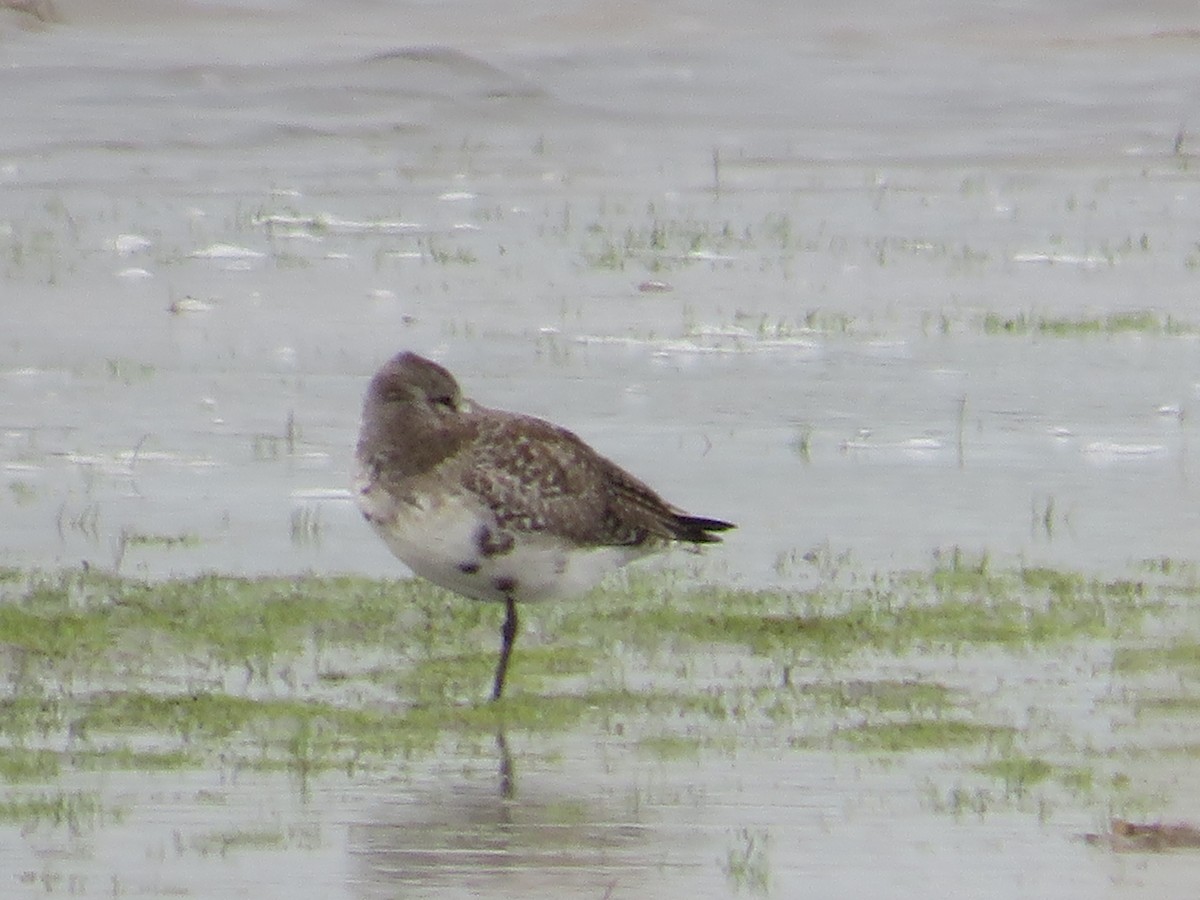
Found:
[355,473,643,605]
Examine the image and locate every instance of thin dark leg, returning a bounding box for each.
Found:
[491,596,518,702]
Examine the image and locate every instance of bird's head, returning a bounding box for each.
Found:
[357,352,474,474]
[365,352,467,417]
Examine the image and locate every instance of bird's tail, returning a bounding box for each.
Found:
[671,514,736,544]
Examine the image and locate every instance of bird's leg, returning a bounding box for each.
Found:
[495,729,516,799]
[491,596,518,702]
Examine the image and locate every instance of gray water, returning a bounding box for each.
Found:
[5,0,1200,583]
[3,1,1200,896]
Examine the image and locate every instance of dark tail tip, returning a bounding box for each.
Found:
[673,515,736,544]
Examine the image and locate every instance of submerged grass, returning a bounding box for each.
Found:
[801,679,954,715]
[1114,640,1200,673]
[0,791,109,832]
[0,748,61,782]
[604,559,1143,662]
[980,309,1193,337]
[975,755,1055,795]
[841,719,1014,753]
[0,553,1190,805]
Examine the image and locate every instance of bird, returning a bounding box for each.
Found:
[354,351,735,701]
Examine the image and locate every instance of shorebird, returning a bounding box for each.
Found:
[354,351,734,701]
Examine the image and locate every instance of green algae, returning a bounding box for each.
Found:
[1114,640,1200,674]
[975,755,1055,795]
[840,719,1015,753]
[0,791,108,832]
[0,749,61,782]
[638,733,705,760]
[981,309,1192,337]
[800,680,954,716]
[189,826,298,857]
[0,552,1192,819]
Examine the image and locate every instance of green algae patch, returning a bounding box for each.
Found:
[981,310,1192,337]
[122,531,202,550]
[602,560,1140,663]
[800,680,954,716]
[841,719,1015,753]
[73,747,200,772]
[1131,694,1200,718]
[0,791,109,832]
[0,748,61,782]
[190,827,289,856]
[976,755,1053,792]
[1114,640,1200,674]
[77,691,268,738]
[0,596,114,660]
[0,553,1185,790]
[638,733,705,761]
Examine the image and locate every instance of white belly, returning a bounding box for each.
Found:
[356,476,642,604]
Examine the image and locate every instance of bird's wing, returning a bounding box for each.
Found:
[459,413,682,547]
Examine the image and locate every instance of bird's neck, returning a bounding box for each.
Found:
[357,404,473,479]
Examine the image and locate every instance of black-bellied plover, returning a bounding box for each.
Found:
[354,351,734,701]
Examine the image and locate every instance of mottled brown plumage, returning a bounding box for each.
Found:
[354,351,734,700]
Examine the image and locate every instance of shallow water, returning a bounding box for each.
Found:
[0,738,1172,900]
[5,1,1200,583]
[4,0,1200,896]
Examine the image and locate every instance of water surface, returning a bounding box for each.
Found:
[3,1,1200,896]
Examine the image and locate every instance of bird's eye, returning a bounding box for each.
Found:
[430,393,458,410]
